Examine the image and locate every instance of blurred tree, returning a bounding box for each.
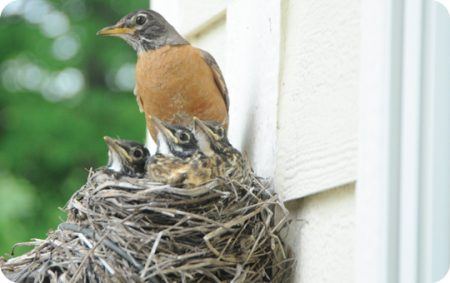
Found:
[0,0,148,255]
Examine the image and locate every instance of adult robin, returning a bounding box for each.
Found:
[103,136,149,177]
[146,117,219,187]
[192,118,247,183]
[97,9,229,148]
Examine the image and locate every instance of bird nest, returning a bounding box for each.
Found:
[1,163,293,282]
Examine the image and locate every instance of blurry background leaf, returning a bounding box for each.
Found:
[0,0,148,255]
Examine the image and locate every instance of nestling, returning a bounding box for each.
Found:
[152,116,199,159]
[146,117,219,187]
[97,9,229,149]
[103,136,149,177]
[193,118,246,182]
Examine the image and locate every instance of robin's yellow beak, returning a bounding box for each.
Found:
[151,117,178,143]
[97,24,135,36]
[103,136,132,162]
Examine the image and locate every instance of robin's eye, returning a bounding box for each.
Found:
[133,149,143,158]
[135,15,147,25]
[178,132,190,143]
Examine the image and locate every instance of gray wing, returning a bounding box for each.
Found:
[199,49,229,112]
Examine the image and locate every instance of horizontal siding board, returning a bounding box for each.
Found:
[276,0,360,201]
[286,184,355,282]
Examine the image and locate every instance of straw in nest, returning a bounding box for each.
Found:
[1,162,293,282]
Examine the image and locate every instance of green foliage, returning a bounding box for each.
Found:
[0,0,148,255]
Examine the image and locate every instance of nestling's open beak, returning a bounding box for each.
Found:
[103,136,132,162]
[193,117,216,140]
[151,116,178,143]
[97,24,135,36]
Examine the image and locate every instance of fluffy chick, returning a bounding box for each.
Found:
[146,117,219,187]
[103,136,149,177]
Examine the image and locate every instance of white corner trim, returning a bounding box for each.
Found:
[356,0,450,282]
[398,0,425,281]
[356,0,403,281]
[225,0,281,179]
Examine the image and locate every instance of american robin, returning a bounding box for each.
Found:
[192,118,247,183]
[97,9,229,144]
[146,117,219,187]
[103,136,149,177]
[151,116,199,159]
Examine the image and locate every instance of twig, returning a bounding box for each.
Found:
[59,223,143,270]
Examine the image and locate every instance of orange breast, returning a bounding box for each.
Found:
[135,45,228,140]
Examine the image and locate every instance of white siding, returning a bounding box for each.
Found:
[286,184,355,283]
[276,0,360,200]
[151,0,226,38]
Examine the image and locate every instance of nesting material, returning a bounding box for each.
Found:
[1,163,293,282]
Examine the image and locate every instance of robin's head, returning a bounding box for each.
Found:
[97,9,188,53]
[103,136,149,176]
[193,117,231,156]
[151,117,199,159]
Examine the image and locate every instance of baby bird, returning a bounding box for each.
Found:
[192,118,247,182]
[151,116,198,159]
[103,136,150,177]
[146,117,219,187]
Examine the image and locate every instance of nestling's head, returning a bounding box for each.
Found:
[192,117,231,156]
[151,116,199,159]
[103,136,149,176]
[97,9,188,53]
